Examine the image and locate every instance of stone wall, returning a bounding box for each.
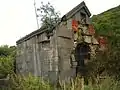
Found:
[56,23,76,81]
[16,36,38,76]
[16,31,59,83]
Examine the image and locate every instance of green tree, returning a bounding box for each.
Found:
[0,45,16,57]
[0,45,16,78]
[37,2,60,34]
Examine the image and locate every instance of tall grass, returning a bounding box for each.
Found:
[8,74,54,90]
[1,74,120,90]
[85,77,120,90]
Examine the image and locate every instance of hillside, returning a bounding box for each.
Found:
[92,5,120,37]
[91,5,120,79]
[91,5,120,48]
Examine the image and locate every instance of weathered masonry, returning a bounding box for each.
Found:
[16,1,99,83]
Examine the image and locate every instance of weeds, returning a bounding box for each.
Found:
[0,74,120,90]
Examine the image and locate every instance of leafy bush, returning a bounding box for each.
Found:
[0,56,14,78]
[0,45,16,78]
[8,74,54,90]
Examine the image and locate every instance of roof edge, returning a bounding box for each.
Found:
[64,1,91,19]
[16,28,47,44]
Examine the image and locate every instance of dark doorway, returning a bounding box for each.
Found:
[75,43,90,76]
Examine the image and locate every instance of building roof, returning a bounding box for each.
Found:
[16,1,91,44]
[64,1,91,19]
[16,26,48,44]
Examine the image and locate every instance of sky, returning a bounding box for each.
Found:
[0,0,120,46]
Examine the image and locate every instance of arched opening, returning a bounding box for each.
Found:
[75,43,90,76]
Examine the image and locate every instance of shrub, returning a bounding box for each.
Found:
[8,74,54,90]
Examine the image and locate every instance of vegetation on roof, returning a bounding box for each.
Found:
[37,2,61,34]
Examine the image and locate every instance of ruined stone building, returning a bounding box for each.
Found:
[16,1,99,83]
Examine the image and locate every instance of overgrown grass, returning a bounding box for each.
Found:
[1,74,120,90]
[85,77,120,90]
[8,74,54,90]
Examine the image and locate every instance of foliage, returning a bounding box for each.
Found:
[0,56,14,78]
[92,5,120,36]
[1,74,88,90]
[91,5,120,79]
[8,74,54,90]
[0,45,16,57]
[85,77,120,90]
[0,74,119,90]
[37,2,60,33]
[0,45,16,78]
